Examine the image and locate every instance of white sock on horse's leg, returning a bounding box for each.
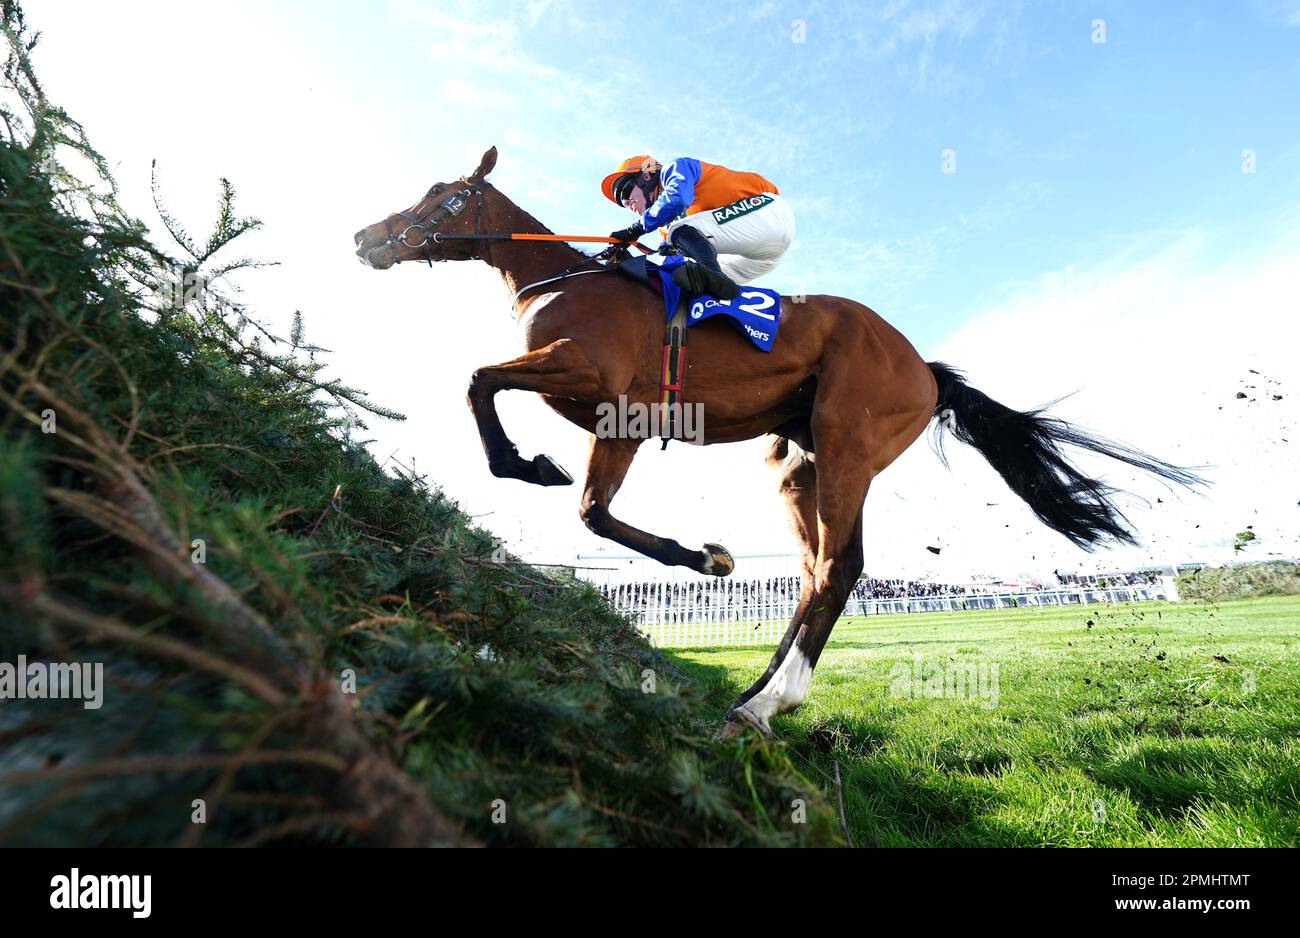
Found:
[737,645,813,725]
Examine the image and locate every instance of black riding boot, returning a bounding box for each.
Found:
[669,226,740,300]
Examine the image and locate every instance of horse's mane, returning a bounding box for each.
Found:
[492,186,593,262]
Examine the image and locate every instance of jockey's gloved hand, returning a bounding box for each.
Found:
[656,243,682,256]
[610,221,645,243]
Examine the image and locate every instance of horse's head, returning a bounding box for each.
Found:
[353,146,498,269]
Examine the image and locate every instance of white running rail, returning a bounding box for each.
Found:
[574,552,1178,648]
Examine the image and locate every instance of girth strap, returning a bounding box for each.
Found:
[659,301,689,449]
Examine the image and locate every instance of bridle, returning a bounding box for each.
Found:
[383,177,492,266]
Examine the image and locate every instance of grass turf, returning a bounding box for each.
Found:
[672,596,1300,846]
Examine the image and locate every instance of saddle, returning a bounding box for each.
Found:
[613,253,783,448]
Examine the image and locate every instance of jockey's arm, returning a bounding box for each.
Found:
[640,157,700,231]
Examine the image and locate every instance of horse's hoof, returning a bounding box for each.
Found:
[720,704,773,739]
[718,719,747,741]
[699,543,734,577]
[532,454,573,486]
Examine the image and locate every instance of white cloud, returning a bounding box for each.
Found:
[897,229,1300,578]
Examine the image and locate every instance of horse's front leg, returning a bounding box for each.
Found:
[581,436,734,576]
[466,338,604,487]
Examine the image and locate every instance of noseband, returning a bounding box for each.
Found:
[384,178,492,265]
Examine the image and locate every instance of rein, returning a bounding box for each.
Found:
[384,180,653,300]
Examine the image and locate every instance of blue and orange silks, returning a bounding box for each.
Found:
[640,158,779,231]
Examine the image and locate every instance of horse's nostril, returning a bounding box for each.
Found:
[354,230,366,247]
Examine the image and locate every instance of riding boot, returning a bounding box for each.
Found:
[669,226,740,300]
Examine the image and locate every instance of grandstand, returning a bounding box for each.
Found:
[574,552,1180,647]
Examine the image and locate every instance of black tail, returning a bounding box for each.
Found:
[928,362,1205,550]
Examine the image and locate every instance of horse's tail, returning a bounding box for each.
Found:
[927,362,1205,549]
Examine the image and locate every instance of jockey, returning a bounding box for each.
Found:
[602,155,794,301]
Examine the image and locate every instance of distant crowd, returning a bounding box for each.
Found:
[853,577,967,600]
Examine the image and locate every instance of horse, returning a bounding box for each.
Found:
[353,146,1201,736]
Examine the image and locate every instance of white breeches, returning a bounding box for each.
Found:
[665,193,795,284]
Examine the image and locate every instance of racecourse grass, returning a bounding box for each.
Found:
[671,596,1300,847]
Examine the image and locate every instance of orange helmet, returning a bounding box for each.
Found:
[601,155,660,205]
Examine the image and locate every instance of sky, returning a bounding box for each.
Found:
[29,0,1300,582]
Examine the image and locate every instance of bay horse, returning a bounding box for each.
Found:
[353,147,1201,736]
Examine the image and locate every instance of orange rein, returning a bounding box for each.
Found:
[507,233,655,253]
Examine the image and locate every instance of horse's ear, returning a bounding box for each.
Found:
[469,146,498,182]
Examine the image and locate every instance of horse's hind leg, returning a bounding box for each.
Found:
[722,435,820,733]
[727,494,867,736]
[467,338,603,487]
[580,436,734,575]
[726,394,936,734]
[726,414,874,735]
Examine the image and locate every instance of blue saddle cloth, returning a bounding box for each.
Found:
[647,255,782,353]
